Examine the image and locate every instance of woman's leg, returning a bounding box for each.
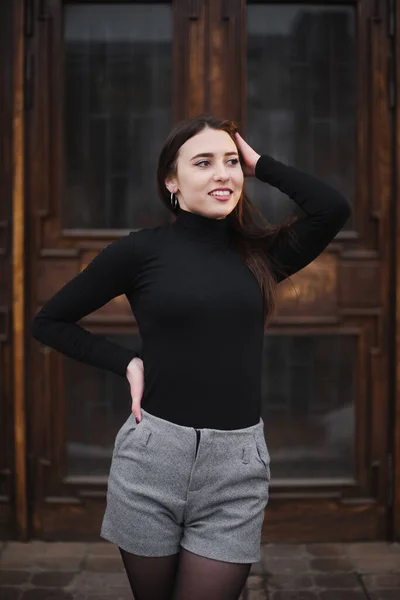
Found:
[171,548,251,600]
[119,547,180,600]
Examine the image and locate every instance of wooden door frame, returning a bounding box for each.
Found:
[11,0,28,541]
[13,0,397,541]
[394,0,400,541]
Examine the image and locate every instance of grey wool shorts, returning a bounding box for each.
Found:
[101,408,271,564]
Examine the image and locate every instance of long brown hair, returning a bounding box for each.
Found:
[156,114,297,328]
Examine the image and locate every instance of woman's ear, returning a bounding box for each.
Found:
[165,179,178,195]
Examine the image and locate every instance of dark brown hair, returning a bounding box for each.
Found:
[156,114,297,328]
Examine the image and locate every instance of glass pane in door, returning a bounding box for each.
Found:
[64,334,140,476]
[261,335,357,480]
[246,4,356,229]
[63,3,173,229]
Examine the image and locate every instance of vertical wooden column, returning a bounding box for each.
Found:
[0,0,16,540]
[394,0,400,541]
[173,0,207,121]
[12,0,28,539]
[173,0,245,124]
[207,0,245,125]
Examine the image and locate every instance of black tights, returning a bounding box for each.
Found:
[119,546,251,600]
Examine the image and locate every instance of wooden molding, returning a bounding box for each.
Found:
[12,0,28,540]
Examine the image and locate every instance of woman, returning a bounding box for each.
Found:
[31,115,351,600]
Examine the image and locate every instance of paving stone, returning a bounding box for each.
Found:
[2,543,80,558]
[1,546,83,571]
[250,560,264,575]
[313,573,361,589]
[269,592,319,600]
[310,558,354,572]
[247,574,265,590]
[262,544,308,558]
[263,557,311,575]
[319,592,367,600]
[72,593,133,600]
[350,557,400,574]
[0,588,22,600]
[365,593,400,600]
[81,556,125,573]
[0,570,31,585]
[21,590,73,600]
[32,557,83,572]
[30,572,77,587]
[344,543,400,557]
[306,544,345,557]
[247,591,268,600]
[68,571,129,594]
[266,574,314,591]
[85,543,119,557]
[23,543,87,559]
[0,555,36,569]
[362,573,400,589]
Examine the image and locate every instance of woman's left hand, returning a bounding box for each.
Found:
[234,133,261,177]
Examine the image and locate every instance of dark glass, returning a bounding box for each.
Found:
[64,334,140,475]
[261,335,357,479]
[63,4,173,229]
[246,4,356,229]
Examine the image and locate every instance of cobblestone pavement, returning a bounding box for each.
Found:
[0,541,399,599]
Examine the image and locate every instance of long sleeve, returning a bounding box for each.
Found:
[31,232,141,377]
[255,154,351,282]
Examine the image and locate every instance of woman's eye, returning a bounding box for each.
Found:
[195,159,239,167]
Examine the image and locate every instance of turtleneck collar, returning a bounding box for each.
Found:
[173,207,231,244]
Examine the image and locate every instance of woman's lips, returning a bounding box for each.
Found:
[209,192,233,202]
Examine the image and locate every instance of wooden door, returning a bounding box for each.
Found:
[242,0,395,541]
[26,0,395,541]
[26,0,210,539]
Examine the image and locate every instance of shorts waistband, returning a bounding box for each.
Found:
[139,408,264,439]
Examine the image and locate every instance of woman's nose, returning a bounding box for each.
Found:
[213,167,229,180]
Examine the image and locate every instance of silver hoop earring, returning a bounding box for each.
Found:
[170,192,178,210]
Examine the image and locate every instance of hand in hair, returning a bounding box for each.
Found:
[234,132,261,177]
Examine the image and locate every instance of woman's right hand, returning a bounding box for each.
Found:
[126,357,144,422]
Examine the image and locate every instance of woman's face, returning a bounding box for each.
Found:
[165,127,244,220]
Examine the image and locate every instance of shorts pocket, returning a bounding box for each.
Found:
[254,435,271,481]
[113,415,139,457]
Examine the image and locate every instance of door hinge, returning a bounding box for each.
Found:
[387,0,396,110]
[387,0,395,38]
[38,0,51,21]
[388,54,396,109]
[24,51,35,111]
[24,0,35,38]
[387,453,394,508]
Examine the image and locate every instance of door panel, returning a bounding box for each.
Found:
[63,3,173,229]
[245,1,392,541]
[28,0,181,539]
[246,3,356,227]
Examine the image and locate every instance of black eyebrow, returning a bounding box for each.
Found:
[190,152,239,161]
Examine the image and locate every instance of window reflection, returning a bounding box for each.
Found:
[64,334,140,475]
[63,4,173,229]
[246,4,356,229]
[261,334,357,479]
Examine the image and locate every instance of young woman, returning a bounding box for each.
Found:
[31,115,351,600]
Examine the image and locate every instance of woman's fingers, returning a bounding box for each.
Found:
[130,373,144,422]
[234,132,260,177]
[126,359,144,423]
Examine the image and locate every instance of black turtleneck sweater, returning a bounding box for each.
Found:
[31,155,351,429]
